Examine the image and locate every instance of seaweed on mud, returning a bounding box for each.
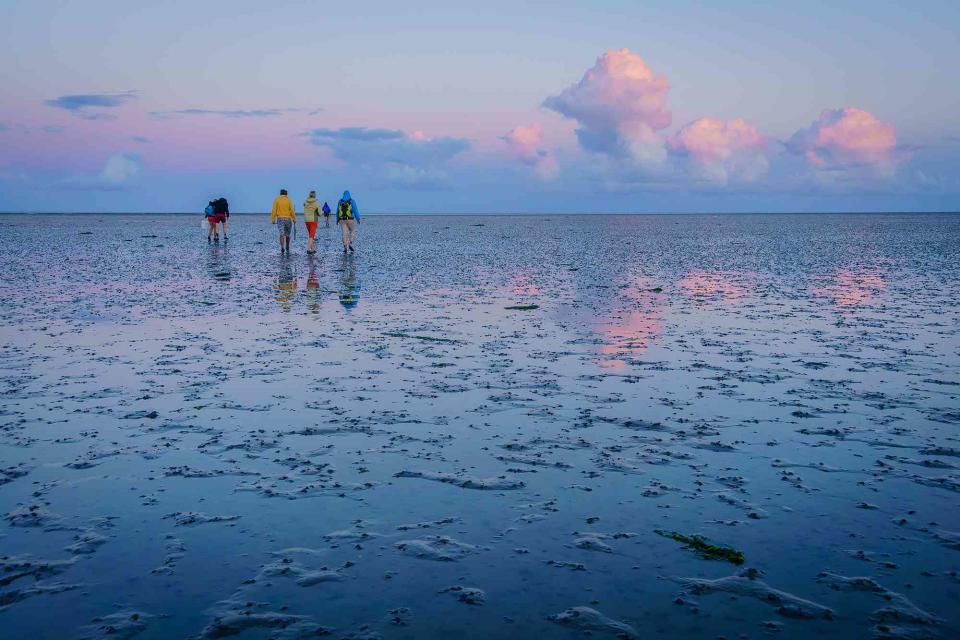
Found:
[504,304,539,310]
[382,332,462,344]
[655,530,745,565]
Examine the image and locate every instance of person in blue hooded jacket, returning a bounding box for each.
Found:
[336,190,361,253]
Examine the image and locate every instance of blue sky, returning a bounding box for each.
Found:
[1,0,958,212]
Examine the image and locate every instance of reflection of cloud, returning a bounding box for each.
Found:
[597,277,664,369]
[543,49,670,166]
[668,117,768,184]
[61,153,142,191]
[788,108,901,171]
[508,271,542,298]
[502,124,558,180]
[812,269,886,307]
[44,91,138,120]
[679,270,746,302]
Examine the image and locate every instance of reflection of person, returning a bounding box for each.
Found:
[322,202,331,228]
[305,256,320,314]
[270,189,296,254]
[336,190,360,253]
[338,253,360,309]
[274,259,298,311]
[303,191,321,254]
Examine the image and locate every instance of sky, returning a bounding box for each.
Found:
[1,0,959,213]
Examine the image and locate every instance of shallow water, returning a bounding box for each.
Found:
[0,213,958,639]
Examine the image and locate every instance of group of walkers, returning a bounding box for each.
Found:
[204,197,230,242]
[205,189,360,254]
[270,189,360,255]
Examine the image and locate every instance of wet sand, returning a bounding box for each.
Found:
[0,213,958,639]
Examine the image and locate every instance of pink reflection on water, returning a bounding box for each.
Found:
[508,271,542,298]
[679,270,746,302]
[813,269,886,307]
[597,276,665,370]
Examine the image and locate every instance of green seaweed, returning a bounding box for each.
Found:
[655,529,745,565]
[649,287,663,293]
[504,304,539,310]
[383,332,462,344]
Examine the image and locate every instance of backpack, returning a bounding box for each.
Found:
[337,199,353,220]
[204,204,214,216]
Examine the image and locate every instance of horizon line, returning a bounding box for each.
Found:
[2,211,959,216]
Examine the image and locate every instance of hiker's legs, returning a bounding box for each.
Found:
[347,220,356,247]
[221,219,228,238]
[285,235,290,252]
[340,222,349,249]
[207,219,214,239]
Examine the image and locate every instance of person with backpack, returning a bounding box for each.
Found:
[270,188,297,254]
[303,191,321,254]
[215,197,230,240]
[322,201,331,227]
[336,190,360,253]
[205,200,219,243]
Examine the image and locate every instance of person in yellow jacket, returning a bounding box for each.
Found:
[270,188,297,254]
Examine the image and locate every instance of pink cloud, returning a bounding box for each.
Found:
[543,49,671,161]
[502,124,558,179]
[668,117,768,182]
[788,108,900,169]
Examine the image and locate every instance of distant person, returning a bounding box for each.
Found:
[205,200,221,243]
[215,197,230,240]
[303,191,321,254]
[322,201,331,227]
[336,190,360,253]
[270,188,297,254]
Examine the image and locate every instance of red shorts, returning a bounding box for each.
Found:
[306,221,318,238]
[208,214,226,224]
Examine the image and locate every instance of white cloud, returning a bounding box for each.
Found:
[61,153,142,190]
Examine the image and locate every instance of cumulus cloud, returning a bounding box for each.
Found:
[149,107,315,119]
[543,48,671,165]
[304,127,470,190]
[502,124,558,180]
[62,153,142,190]
[787,108,901,171]
[668,117,768,183]
[44,91,138,120]
[308,127,405,142]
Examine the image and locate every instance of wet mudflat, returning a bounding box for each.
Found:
[0,212,958,639]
